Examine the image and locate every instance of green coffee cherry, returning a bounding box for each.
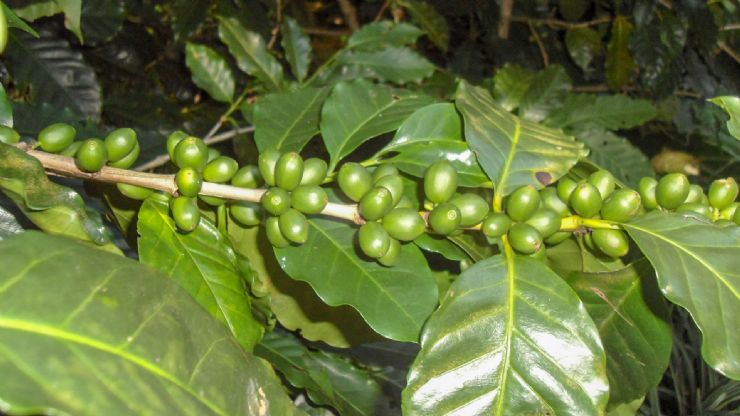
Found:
[76,139,107,172]
[232,165,262,188]
[291,185,328,214]
[203,156,239,183]
[279,209,309,244]
[507,223,542,254]
[265,216,290,248]
[39,123,76,153]
[424,160,457,204]
[676,203,712,219]
[199,195,226,207]
[656,173,690,210]
[382,207,425,242]
[359,187,393,221]
[372,164,399,182]
[258,148,281,186]
[592,229,629,258]
[708,177,738,210]
[524,209,561,239]
[338,162,373,202]
[375,174,404,206]
[734,206,740,225]
[230,202,262,226]
[569,182,602,218]
[557,177,578,203]
[207,148,221,163]
[60,141,82,157]
[175,167,203,197]
[174,137,208,171]
[0,126,20,144]
[506,185,541,222]
[104,128,137,162]
[684,184,705,204]
[170,196,200,232]
[719,202,739,221]
[261,187,292,216]
[378,238,401,267]
[540,187,571,217]
[638,177,659,210]
[108,142,140,169]
[545,231,571,245]
[166,130,189,160]
[300,158,328,186]
[588,170,616,199]
[116,183,153,200]
[481,213,512,238]
[275,152,304,191]
[358,222,391,258]
[450,193,490,227]
[429,203,461,235]
[601,189,642,223]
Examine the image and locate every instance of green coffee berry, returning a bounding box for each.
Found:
[676,203,712,219]
[203,156,239,183]
[108,141,140,169]
[378,238,401,267]
[359,186,394,221]
[557,177,578,203]
[506,185,541,222]
[524,209,561,239]
[372,164,399,182]
[424,160,457,204]
[261,187,292,216]
[275,152,304,191]
[300,158,328,186]
[116,183,153,200]
[338,162,373,202]
[569,182,602,218]
[60,141,82,157]
[232,165,262,188]
[199,195,226,206]
[170,196,200,232]
[507,223,542,254]
[601,189,642,223]
[175,167,203,197]
[638,177,659,210]
[429,203,461,235]
[174,137,208,171]
[684,184,705,204]
[279,209,309,244]
[76,139,108,172]
[481,213,512,238]
[265,216,290,248]
[291,185,328,214]
[708,177,738,210]
[230,202,262,226]
[382,207,425,242]
[358,222,391,258]
[540,187,571,217]
[166,130,188,160]
[258,148,281,186]
[588,170,616,199]
[450,193,490,227]
[375,174,404,206]
[39,123,76,153]
[0,126,20,144]
[592,229,629,258]
[104,128,137,162]
[656,173,690,210]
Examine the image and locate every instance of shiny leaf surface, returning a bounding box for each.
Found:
[492,64,536,112]
[282,17,311,82]
[185,42,235,103]
[575,129,654,188]
[254,87,329,152]
[339,47,435,84]
[414,233,470,262]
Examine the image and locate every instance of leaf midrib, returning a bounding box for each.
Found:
[274,89,324,150]
[219,17,280,91]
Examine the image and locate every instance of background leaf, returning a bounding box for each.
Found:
[185,42,235,103]
[574,129,654,188]
[346,21,424,50]
[282,17,311,83]
[545,94,657,131]
[606,16,635,90]
[0,204,24,240]
[396,0,449,51]
[172,0,209,42]
[491,64,536,112]
[709,96,740,140]
[0,83,12,127]
[518,65,572,122]
[253,87,328,152]
[80,0,124,45]
[565,27,603,72]
[1,3,39,37]
[0,231,300,416]
[339,47,435,84]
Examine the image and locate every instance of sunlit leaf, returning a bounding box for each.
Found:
[282,17,311,83]
[254,87,329,152]
[185,42,235,103]
[339,47,435,84]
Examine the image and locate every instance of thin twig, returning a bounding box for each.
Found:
[337,0,360,32]
[498,0,514,39]
[374,1,389,22]
[718,40,740,66]
[511,15,613,30]
[528,21,549,67]
[267,0,285,50]
[204,88,251,141]
[721,23,740,31]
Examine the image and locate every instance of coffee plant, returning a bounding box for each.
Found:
[0,1,738,415]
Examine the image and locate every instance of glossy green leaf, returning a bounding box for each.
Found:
[623,212,740,379]
[137,199,264,351]
[80,0,124,45]
[0,232,301,416]
[0,83,12,128]
[397,0,449,51]
[492,64,536,112]
[546,237,624,277]
[282,17,311,82]
[709,96,740,140]
[217,15,284,91]
[564,260,672,407]
[606,17,635,90]
[565,28,603,72]
[447,232,496,262]
[546,94,657,131]
[14,0,81,41]
[455,81,587,196]
[339,47,435,84]
[575,129,653,188]
[185,42,235,103]
[275,217,438,342]
[414,233,470,262]
[518,65,572,122]
[254,87,329,152]
[347,21,424,50]
[321,79,433,171]
[1,3,39,37]
[404,254,609,414]
[256,330,386,415]
[0,204,23,240]
[172,0,209,41]
[56,0,82,41]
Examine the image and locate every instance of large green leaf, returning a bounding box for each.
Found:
[491,64,536,112]
[376,103,488,187]
[518,65,571,122]
[256,330,386,415]
[575,129,654,188]
[709,96,740,140]
[172,0,209,42]
[185,42,235,103]
[606,16,635,90]
[564,260,672,408]
[80,0,124,45]
[396,0,449,51]
[274,217,438,342]
[546,237,624,277]
[339,47,435,84]
[447,232,496,262]
[623,213,740,379]
[2,3,39,37]
[254,87,329,152]
[282,17,311,83]
[137,199,263,351]
[5,31,101,120]
[14,0,82,41]
[455,81,587,197]
[403,254,609,414]
[217,15,284,91]
[545,94,657,131]
[414,234,470,262]
[565,28,603,73]
[321,79,433,172]
[0,232,301,416]
[346,21,424,50]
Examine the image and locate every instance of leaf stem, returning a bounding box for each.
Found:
[559,215,621,231]
[204,87,252,140]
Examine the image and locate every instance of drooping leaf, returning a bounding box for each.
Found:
[455,81,587,197]
[339,47,435,84]
[346,21,424,50]
[492,64,536,112]
[546,237,624,277]
[414,233,470,262]
[13,0,82,41]
[137,199,264,351]
[403,254,609,414]
[0,83,12,127]
[185,42,235,103]
[575,129,653,188]
[606,16,635,90]
[396,0,449,51]
[256,330,387,415]
[564,260,673,408]
[1,3,39,36]
[565,28,604,73]
[546,94,657,131]
[172,0,209,42]
[623,212,740,380]
[80,0,124,45]
[0,232,301,416]
[217,15,284,91]
[282,17,311,83]
[630,14,685,98]
[0,204,23,240]
[55,0,82,41]
[275,217,439,342]
[447,232,496,262]
[321,79,433,172]
[518,65,572,122]
[709,96,740,140]
[254,87,329,152]
[5,31,101,120]
[376,103,488,187]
